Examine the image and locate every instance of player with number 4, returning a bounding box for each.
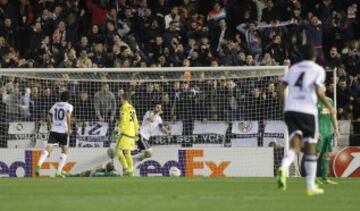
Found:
[277,45,336,196]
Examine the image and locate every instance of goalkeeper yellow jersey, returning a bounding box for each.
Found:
[118,101,139,138]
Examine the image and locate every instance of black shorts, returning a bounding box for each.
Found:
[284,111,317,143]
[48,132,68,146]
[137,135,151,151]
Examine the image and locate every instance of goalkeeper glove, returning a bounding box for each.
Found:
[111,129,121,140]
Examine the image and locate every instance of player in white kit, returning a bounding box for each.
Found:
[35,91,73,177]
[277,45,336,196]
[134,103,171,162]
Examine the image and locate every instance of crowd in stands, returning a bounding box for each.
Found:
[0,0,359,135]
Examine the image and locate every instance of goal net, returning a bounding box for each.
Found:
[0,66,295,177]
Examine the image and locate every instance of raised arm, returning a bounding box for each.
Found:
[236,23,247,34]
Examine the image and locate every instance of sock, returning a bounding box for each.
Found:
[116,148,128,170]
[57,153,67,174]
[281,149,296,169]
[321,157,330,180]
[133,152,146,162]
[305,155,318,190]
[37,150,49,167]
[124,151,134,172]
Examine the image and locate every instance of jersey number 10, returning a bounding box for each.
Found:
[54,108,65,121]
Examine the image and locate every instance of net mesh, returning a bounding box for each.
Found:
[0,67,288,176]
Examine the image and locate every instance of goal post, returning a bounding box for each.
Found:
[0,66,290,177]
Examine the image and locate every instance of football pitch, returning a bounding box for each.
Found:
[0,177,359,211]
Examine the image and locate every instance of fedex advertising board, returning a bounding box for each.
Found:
[0,148,273,177]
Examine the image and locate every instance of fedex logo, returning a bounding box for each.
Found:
[138,149,230,177]
[0,150,75,177]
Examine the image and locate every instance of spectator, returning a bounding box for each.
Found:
[264,83,280,120]
[207,2,226,30]
[176,82,196,135]
[211,19,233,53]
[74,90,93,122]
[236,21,262,55]
[52,21,67,46]
[245,54,255,66]
[260,53,277,66]
[76,36,91,53]
[88,25,104,44]
[91,43,109,67]
[165,6,180,29]
[324,46,342,70]
[246,87,265,120]
[337,78,354,119]
[343,43,360,76]
[261,0,278,24]
[2,83,21,122]
[94,83,116,122]
[163,20,181,48]
[0,18,15,47]
[219,40,239,66]
[315,0,334,52]
[160,92,172,121]
[86,0,108,27]
[265,34,286,64]
[19,88,33,121]
[77,50,92,68]
[304,15,324,62]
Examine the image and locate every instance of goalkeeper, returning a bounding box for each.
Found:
[67,162,120,177]
[113,92,139,176]
[317,95,339,184]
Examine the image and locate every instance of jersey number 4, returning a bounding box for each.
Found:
[294,72,305,90]
[54,108,65,121]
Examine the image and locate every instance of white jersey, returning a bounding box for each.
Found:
[283,60,326,115]
[140,111,163,140]
[49,102,73,134]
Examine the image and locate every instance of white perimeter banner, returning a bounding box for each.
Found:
[0,147,274,177]
[76,122,109,147]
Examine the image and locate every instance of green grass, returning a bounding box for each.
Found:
[0,177,359,211]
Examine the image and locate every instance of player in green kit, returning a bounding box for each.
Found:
[66,162,120,177]
[317,96,339,184]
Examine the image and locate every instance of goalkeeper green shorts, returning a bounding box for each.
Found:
[316,134,333,153]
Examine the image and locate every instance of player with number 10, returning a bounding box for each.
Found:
[35,91,73,177]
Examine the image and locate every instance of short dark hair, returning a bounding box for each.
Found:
[153,102,162,107]
[303,44,316,60]
[60,91,70,102]
[105,162,115,172]
[122,92,132,101]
